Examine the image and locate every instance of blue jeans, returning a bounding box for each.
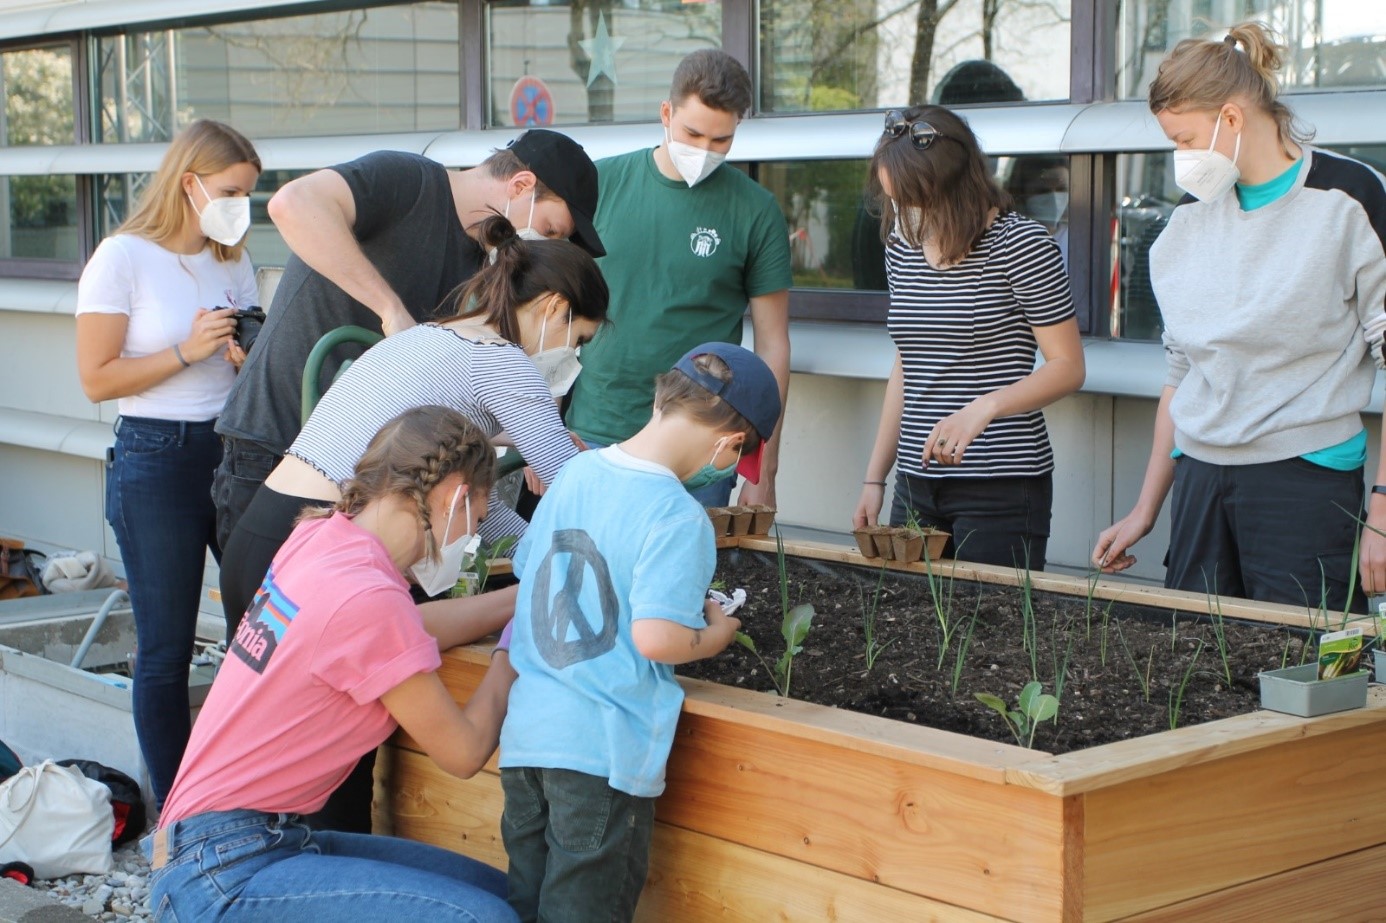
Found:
[145,809,516,922]
[581,440,734,507]
[106,416,222,808]
[890,471,1052,571]
[500,768,654,923]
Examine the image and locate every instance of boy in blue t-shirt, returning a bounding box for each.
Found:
[498,341,780,923]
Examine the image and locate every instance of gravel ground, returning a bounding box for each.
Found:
[32,836,153,921]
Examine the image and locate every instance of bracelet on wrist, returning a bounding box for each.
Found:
[172,343,191,368]
[863,480,887,487]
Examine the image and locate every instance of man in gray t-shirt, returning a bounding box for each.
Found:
[211,130,605,548]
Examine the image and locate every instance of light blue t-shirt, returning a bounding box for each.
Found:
[499,446,715,798]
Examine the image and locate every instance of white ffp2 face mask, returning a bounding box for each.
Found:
[1173,115,1242,203]
[530,308,582,399]
[189,175,251,246]
[505,190,548,242]
[410,488,481,597]
[665,121,725,188]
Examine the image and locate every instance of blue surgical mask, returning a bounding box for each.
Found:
[682,437,740,491]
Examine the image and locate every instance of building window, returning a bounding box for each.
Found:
[1119,1,1386,99]
[96,2,461,142]
[2,44,76,147]
[759,0,1071,114]
[0,174,79,262]
[760,153,1074,304]
[486,0,722,127]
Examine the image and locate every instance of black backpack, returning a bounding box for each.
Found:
[57,759,147,847]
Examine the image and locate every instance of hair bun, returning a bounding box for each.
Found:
[477,213,521,252]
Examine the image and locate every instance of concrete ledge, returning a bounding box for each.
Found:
[0,880,90,923]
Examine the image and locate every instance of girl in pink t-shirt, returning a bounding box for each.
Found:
[146,406,519,923]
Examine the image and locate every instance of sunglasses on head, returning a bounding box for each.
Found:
[883,110,942,150]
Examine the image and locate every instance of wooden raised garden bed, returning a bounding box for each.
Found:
[374,538,1386,922]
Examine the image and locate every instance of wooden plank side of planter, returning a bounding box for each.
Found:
[1077,718,1386,921]
[741,538,1377,636]
[1113,841,1386,923]
[379,747,1017,923]
[661,697,1074,923]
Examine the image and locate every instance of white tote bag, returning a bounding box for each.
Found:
[0,759,113,879]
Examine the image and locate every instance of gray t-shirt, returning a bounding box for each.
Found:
[216,150,483,454]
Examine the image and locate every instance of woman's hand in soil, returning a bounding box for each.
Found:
[1092,512,1153,574]
[922,399,995,467]
[183,307,238,362]
[853,485,885,530]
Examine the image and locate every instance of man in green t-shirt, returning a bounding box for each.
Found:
[565,49,792,507]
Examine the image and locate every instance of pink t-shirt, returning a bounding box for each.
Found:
[160,513,441,824]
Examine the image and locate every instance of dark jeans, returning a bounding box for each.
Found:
[212,437,281,551]
[500,768,655,923]
[145,809,515,923]
[890,471,1052,571]
[1167,455,1367,612]
[105,416,222,808]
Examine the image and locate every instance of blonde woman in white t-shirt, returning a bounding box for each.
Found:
[75,119,261,809]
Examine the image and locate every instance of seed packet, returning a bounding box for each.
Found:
[1317,627,1364,680]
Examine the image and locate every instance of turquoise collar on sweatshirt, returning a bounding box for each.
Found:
[1236,159,1302,211]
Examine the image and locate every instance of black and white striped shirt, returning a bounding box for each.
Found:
[886,211,1074,479]
[287,324,576,543]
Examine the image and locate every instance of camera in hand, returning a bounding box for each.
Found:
[227,307,266,353]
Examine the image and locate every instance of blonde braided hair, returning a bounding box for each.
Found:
[302,405,496,561]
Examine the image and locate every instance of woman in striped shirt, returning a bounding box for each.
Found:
[853,106,1085,570]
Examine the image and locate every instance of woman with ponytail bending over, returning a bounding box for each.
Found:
[1093,22,1386,611]
[217,216,608,831]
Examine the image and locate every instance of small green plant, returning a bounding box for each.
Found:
[1018,565,1039,682]
[1201,583,1233,686]
[1113,621,1153,702]
[975,681,1059,749]
[452,535,518,596]
[1050,611,1075,701]
[950,592,983,695]
[859,563,893,672]
[735,603,815,697]
[921,532,962,669]
[735,528,817,697]
[1168,639,1205,730]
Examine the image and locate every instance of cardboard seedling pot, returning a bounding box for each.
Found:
[851,528,876,558]
[726,507,754,537]
[706,507,732,537]
[891,528,925,563]
[1258,663,1369,717]
[747,505,777,536]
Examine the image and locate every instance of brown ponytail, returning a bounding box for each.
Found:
[435,215,610,343]
[1147,21,1312,152]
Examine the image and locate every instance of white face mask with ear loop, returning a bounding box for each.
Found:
[188,175,251,246]
[504,189,548,243]
[1173,113,1242,203]
[664,112,726,188]
[529,306,583,399]
[409,486,481,597]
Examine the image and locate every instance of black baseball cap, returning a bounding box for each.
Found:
[506,130,605,257]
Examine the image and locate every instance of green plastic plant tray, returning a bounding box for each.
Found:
[1258,663,1369,717]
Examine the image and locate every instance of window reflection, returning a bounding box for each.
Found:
[759,154,1073,294]
[1119,1,1386,99]
[0,175,78,261]
[1,45,74,147]
[486,0,722,127]
[759,0,1070,114]
[97,3,460,142]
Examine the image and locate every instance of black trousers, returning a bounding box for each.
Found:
[211,437,281,550]
[1167,455,1367,613]
[890,471,1052,571]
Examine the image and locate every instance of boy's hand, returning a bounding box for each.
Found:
[703,598,741,649]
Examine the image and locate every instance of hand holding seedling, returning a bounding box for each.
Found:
[1092,511,1155,574]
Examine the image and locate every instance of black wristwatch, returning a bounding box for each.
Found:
[1373,485,1386,497]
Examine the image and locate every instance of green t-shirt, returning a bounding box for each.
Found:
[566,148,793,446]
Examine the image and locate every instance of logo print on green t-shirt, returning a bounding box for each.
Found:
[690,227,721,258]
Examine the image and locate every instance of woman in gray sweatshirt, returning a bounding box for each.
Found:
[1092,21,1386,612]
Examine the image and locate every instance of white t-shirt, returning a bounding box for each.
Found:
[76,234,258,421]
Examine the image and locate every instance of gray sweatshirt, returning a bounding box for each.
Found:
[1152,147,1386,465]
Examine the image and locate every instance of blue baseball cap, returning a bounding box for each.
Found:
[674,342,781,483]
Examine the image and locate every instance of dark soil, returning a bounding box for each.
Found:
[678,549,1320,754]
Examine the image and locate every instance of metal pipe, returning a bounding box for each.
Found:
[70,589,130,671]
